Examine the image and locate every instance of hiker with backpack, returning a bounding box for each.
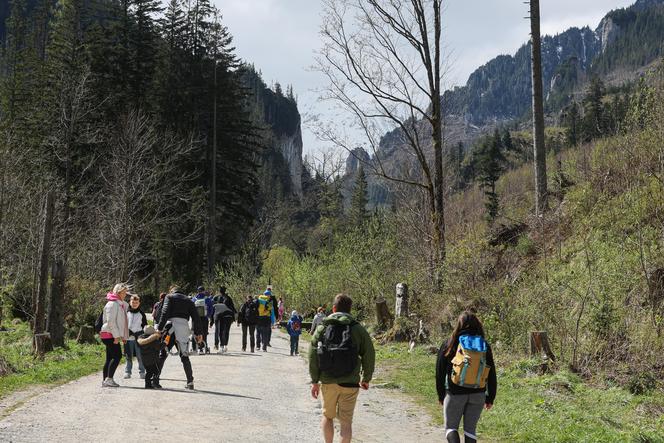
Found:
[152,292,166,325]
[212,296,235,353]
[310,307,326,334]
[124,294,147,379]
[286,310,303,356]
[237,295,258,352]
[99,283,130,388]
[309,294,375,443]
[192,286,213,354]
[156,285,204,390]
[436,311,497,443]
[255,291,273,352]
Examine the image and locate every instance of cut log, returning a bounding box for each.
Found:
[395,283,409,318]
[34,332,53,357]
[77,325,97,344]
[530,331,556,361]
[375,296,393,331]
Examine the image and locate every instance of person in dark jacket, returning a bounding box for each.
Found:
[152,292,166,325]
[156,286,204,390]
[214,286,236,313]
[265,287,278,346]
[138,325,163,389]
[212,298,235,353]
[237,295,257,352]
[435,311,497,443]
[286,310,303,356]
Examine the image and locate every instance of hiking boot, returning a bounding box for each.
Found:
[123,373,131,379]
[185,382,195,390]
[445,430,461,443]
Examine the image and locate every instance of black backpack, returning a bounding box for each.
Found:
[94,311,104,333]
[245,301,259,323]
[317,322,358,377]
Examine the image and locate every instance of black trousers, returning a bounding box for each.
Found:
[241,323,255,350]
[144,363,159,387]
[157,339,194,383]
[102,338,122,380]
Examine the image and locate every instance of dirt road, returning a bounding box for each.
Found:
[0,326,440,442]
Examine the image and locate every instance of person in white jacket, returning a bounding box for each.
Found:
[100,283,130,387]
[123,294,147,379]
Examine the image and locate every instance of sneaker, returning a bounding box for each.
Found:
[213,346,218,351]
[139,373,146,379]
[185,382,194,390]
[290,352,293,356]
[205,347,210,354]
[263,348,267,352]
[242,348,246,352]
[152,382,163,389]
[267,343,272,347]
[251,349,254,353]
[217,349,223,354]
[198,349,204,355]
[144,384,154,389]
[123,373,131,379]
[103,378,119,387]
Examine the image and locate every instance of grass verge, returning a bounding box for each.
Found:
[0,320,104,399]
[374,343,664,443]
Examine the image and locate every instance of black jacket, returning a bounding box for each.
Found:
[238,300,257,325]
[137,332,163,367]
[435,336,497,404]
[157,292,204,335]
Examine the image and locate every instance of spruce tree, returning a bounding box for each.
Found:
[475,130,505,224]
[349,165,369,227]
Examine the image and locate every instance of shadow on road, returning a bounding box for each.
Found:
[118,386,261,400]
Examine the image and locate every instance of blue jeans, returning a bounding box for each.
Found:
[289,335,300,355]
[124,339,145,375]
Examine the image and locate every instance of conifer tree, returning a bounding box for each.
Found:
[349,165,369,227]
[475,130,505,224]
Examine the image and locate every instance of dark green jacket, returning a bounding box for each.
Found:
[308,312,375,385]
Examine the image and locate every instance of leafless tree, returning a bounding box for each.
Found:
[96,110,200,282]
[315,0,446,286]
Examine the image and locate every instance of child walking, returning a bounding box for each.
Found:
[435,311,497,443]
[137,325,163,389]
[286,310,303,356]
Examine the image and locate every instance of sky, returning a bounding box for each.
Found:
[216,0,636,157]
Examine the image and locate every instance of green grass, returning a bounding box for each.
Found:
[375,343,664,443]
[0,320,104,399]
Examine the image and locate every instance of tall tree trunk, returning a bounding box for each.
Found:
[47,259,65,347]
[431,0,445,289]
[208,59,218,275]
[34,191,54,336]
[530,0,548,216]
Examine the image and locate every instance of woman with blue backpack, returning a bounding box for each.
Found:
[436,311,497,443]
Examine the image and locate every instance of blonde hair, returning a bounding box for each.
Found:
[112,283,128,295]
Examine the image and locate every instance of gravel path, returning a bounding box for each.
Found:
[0,326,441,442]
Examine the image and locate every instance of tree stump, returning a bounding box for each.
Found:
[395,283,409,318]
[77,325,97,344]
[34,333,53,357]
[530,331,556,361]
[375,296,393,331]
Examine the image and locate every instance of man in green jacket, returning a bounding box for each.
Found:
[309,294,375,443]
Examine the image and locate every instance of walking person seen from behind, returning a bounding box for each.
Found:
[309,294,375,443]
[238,295,258,352]
[436,311,497,443]
[212,296,235,353]
[99,283,130,387]
[310,306,326,334]
[286,310,303,356]
[124,294,147,379]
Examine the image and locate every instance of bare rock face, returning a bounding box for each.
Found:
[345,147,371,176]
[274,120,303,197]
[597,16,621,53]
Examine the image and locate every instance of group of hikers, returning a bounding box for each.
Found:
[98,283,497,442]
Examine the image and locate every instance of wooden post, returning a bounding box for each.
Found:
[530,331,556,361]
[47,259,65,348]
[375,296,393,331]
[34,192,54,341]
[395,283,409,318]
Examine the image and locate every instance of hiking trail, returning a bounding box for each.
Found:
[0,326,440,442]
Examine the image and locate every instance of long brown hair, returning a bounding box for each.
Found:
[444,311,486,357]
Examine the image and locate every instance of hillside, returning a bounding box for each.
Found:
[345,0,664,208]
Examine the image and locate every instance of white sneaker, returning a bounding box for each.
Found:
[103,378,119,387]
